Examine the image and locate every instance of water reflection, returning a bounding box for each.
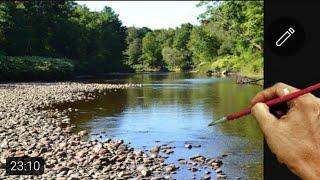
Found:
[60,73,263,179]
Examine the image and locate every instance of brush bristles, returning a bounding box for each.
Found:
[208,117,227,126]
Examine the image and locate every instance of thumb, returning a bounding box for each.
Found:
[251,103,278,134]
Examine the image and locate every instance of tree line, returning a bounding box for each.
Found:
[0,1,127,80]
[124,1,263,75]
[0,1,263,81]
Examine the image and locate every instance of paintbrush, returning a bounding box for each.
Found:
[208,82,320,126]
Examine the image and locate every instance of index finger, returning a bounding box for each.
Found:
[251,82,299,105]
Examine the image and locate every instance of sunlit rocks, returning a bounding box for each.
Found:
[0,82,233,179]
[150,146,160,153]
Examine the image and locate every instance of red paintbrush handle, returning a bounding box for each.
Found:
[227,107,251,120]
[227,82,320,120]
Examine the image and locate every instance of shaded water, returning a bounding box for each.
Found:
[59,73,263,179]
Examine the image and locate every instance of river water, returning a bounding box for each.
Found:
[59,73,263,179]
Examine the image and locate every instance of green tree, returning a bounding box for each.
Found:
[198,1,263,53]
[161,47,187,70]
[123,27,151,68]
[0,1,264,80]
[0,1,127,76]
[188,26,221,63]
[154,29,175,48]
[141,32,163,69]
[172,23,193,70]
[173,23,193,51]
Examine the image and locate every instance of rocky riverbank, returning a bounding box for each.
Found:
[205,70,263,86]
[236,76,263,85]
[0,82,229,179]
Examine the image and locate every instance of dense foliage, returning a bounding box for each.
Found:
[123,1,263,75]
[0,1,127,80]
[0,1,263,81]
[0,56,74,80]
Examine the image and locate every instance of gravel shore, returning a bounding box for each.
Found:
[0,82,227,179]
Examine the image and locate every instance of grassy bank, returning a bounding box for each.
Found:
[197,53,263,78]
[0,53,263,81]
[0,55,75,81]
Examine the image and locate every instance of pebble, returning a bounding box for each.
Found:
[184,144,192,149]
[59,142,67,149]
[190,154,206,163]
[57,177,67,180]
[217,174,227,179]
[178,158,187,164]
[150,146,160,153]
[117,171,124,178]
[191,167,198,172]
[78,130,88,136]
[30,151,40,157]
[163,149,174,154]
[221,154,228,157]
[193,144,201,148]
[165,164,178,173]
[215,168,222,173]
[0,140,8,149]
[150,153,157,159]
[137,165,151,177]
[92,143,102,153]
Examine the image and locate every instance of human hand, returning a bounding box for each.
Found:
[251,82,320,180]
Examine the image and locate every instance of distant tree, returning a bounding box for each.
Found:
[123,27,151,68]
[162,47,188,70]
[173,23,193,51]
[0,1,263,77]
[141,32,163,69]
[172,23,193,69]
[188,26,220,63]
[154,29,175,48]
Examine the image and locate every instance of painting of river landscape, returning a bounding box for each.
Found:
[0,1,263,179]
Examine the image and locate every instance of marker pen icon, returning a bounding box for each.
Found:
[276,27,295,47]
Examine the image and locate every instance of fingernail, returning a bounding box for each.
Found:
[283,88,289,95]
